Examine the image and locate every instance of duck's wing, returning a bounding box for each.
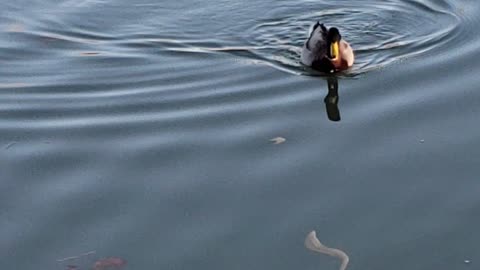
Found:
[301,22,329,66]
[305,26,328,58]
[306,22,327,50]
[320,23,327,33]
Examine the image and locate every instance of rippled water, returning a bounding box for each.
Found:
[2,0,480,269]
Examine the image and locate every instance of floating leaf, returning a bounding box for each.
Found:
[270,137,286,145]
[80,52,100,56]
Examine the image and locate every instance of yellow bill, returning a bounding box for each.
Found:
[330,41,339,60]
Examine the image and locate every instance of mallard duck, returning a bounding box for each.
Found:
[301,23,354,72]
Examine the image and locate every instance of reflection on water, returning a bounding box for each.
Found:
[324,77,341,122]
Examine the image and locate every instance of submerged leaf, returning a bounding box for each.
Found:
[93,257,127,270]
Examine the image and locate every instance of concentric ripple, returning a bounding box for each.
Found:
[155,0,461,76]
[246,0,460,76]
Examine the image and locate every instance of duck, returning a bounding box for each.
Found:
[301,22,354,72]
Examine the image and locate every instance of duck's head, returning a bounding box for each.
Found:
[327,27,342,60]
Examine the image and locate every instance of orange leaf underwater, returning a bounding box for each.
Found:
[93,257,127,270]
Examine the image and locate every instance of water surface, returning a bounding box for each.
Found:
[1,0,480,269]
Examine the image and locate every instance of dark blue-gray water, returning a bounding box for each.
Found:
[1,0,480,269]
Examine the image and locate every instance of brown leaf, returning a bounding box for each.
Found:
[93,257,127,270]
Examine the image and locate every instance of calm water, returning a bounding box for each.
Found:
[1,0,480,269]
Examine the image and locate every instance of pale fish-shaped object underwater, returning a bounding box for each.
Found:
[305,230,350,270]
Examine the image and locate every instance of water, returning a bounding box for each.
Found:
[1,0,480,269]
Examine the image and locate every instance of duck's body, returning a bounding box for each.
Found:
[301,23,354,72]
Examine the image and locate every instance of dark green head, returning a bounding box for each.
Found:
[327,27,342,43]
[327,27,341,59]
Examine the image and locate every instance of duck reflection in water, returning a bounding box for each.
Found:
[324,76,341,122]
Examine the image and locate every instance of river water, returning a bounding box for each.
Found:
[1,0,480,269]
